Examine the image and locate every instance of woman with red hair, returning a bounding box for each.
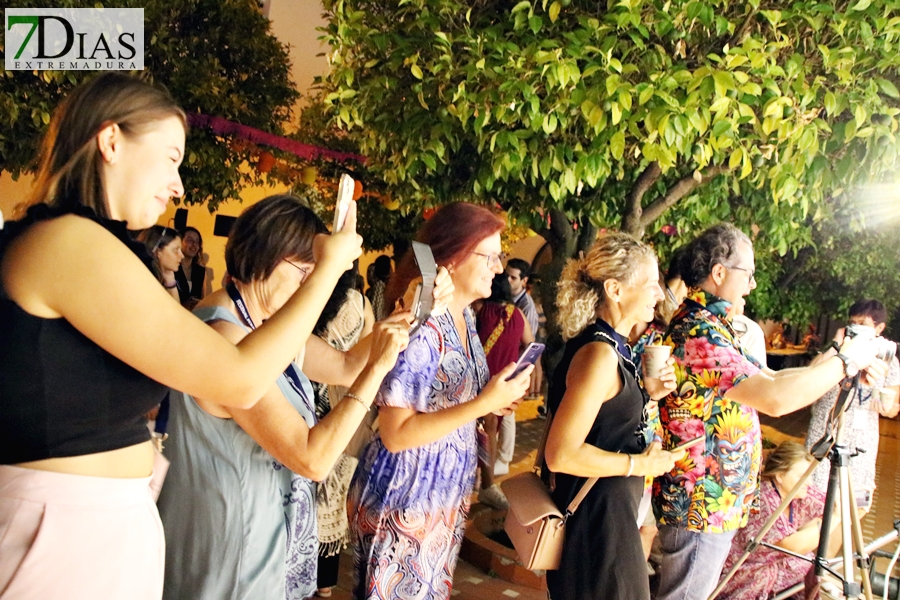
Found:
[347,203,533,599]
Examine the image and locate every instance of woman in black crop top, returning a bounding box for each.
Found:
[542,233,685,600]
[0,74,365,598]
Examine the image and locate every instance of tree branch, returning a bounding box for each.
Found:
[640,166,730,227]
[621,162,662,236]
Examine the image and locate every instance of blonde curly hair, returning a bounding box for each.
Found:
[556,232,658,340]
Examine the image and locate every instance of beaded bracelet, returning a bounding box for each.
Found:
[344,392,370,410]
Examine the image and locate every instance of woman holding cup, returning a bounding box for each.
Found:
[543,233,684,600]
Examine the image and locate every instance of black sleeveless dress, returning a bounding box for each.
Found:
[545,320,649,600]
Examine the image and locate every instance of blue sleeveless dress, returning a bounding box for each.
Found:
[158,306,318,600]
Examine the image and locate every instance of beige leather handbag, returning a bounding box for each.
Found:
[501,415,597,571]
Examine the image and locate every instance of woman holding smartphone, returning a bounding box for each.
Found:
[0,73,362,598]
[543,233,684,600]
[347,203,532,600]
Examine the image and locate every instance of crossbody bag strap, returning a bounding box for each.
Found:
[565,476,599,515]
[533,410,553,471]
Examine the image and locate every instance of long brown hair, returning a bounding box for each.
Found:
[761,441,812,481]
[386,203,504,309]
[25,73,186,219]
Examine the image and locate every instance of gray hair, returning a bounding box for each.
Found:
[679,223,752,287]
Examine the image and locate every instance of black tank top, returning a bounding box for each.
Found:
[544,319,648,508]
[0,204,167,463]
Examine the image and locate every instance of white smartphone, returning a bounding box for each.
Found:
[506,342,545,381]
[333,173,354,232]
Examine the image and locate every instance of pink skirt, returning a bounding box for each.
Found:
[0,465,163,600]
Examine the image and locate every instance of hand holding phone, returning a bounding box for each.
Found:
[506,343,545,381]
[333,173,355,232]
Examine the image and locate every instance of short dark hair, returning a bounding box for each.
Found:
[665,246,686,282]
[225,194,328,283]
[487,273,515,304]
[849,299,887,325]
[373,255,392,280]
[679,223,752,287]
[507,258,531,280]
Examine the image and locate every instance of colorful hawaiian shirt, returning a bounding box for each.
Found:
[652,288,762,533]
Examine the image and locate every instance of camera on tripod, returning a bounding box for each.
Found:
[846,323,897,362]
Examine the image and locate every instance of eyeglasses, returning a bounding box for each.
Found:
[284,259,313,281]
[726,265,756,284]
[471,251,507,269]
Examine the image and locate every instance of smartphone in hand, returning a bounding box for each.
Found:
[333,173,355,232]
[506,342,545,381]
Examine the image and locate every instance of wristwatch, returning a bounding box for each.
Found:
[836,352,859,378]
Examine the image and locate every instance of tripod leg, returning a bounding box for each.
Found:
[846,477,874,600]
[707,458,820,600]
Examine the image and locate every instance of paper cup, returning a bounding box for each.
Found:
[643,345,672,378]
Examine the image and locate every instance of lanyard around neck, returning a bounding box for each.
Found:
[225,281,309,403]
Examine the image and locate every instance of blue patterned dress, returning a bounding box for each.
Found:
[347,309,488,600]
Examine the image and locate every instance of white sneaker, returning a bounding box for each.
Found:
[494,460,510,476]
[478,484,509,510]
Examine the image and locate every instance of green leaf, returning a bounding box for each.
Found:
[618,90,633,113]
[850,0,871,10]
[712,119,732,136]
[876,78,900,99]
[611,102,622,126]
[713,71,735,98]
[511,0,531,13]
[549,1,561,22]
[610,130,625,160]
[410,64,423,79]
[729,147,744,169]
[824,92,837,116]
[542,112,559,134]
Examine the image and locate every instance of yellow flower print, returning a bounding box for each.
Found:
[706,488,738,514]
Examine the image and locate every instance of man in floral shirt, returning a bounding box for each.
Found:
[652,223,885,600]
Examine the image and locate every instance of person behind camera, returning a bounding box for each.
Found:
[805,299,900,504]
[715,441,846,600]
[652,223,886,600]
[543,233,684,600]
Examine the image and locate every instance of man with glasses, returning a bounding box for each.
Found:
[651,223,885,600]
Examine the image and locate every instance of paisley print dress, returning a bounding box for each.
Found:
[347,309,488,600]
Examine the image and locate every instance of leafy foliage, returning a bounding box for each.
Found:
[319,0,900,325]
[0,0,299,210]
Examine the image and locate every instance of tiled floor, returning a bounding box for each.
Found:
[324,401,900,599]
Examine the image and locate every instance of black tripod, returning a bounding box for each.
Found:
[710,374,899,600]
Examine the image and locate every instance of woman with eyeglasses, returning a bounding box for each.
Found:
[138,225,183,301]
[158,194,422,600]
[0,74,362,598]
[347,203,533,600]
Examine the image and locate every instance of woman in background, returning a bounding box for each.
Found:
[176,225,206,308]
[474,274,534,509]
[138,225,183,301]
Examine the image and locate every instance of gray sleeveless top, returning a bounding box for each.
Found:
[158,306,318,600]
